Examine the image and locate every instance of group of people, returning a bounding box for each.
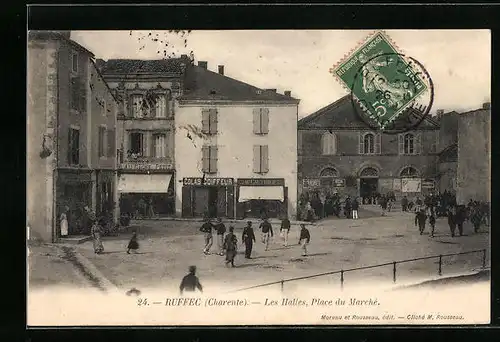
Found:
[199,217,312,267]
[299,193,362,222]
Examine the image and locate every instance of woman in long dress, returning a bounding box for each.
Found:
[91,222,104,254]
[60,206,69,237]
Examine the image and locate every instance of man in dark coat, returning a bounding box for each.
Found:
[429,214,436,237]
[280,216,291,246]
[447,206,457,237]
[298,224,311,256]
[242,221,256,259]
[415,209,427,235]
[223,226,238,267]
[213,217,227,256]
[351,197,359,219]
[471,208,482,233]
[260,218,274,251]
[180,266,203,295]
[344,196,352,218]
[401,196,408,212]
[454,205,467,236]
[199,218,213,254]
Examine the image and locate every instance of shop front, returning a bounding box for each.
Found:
[236,178,287,219]
[181,177,235,218]
[118,171,175,218]
[56,168,93,236]
[96,169,115,217]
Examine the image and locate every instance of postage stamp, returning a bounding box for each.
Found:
[331,31,430,130]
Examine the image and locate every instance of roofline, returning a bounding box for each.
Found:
[177,99,300,106]
[28,31,95,57]
[298,95,350,127]
[100,73,183,80]
[459,108,491,116]
[90,58,119,104]
[298,126,440,131]
[438,143,458,156]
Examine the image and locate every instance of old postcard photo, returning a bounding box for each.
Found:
[27,29,491,326]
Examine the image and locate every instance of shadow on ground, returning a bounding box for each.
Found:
[394,270,490,291]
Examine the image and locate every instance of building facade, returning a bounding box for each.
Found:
[175,61,299,219]
[298,95,440,204]
[98,57,190,217]
[436,110,459,194]
[456,103,491,204]
[28,31,118,242]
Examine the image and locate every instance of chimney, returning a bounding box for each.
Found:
[198,61,208,69]
[95,58,105,70]
[265,88,277,93]
[218,65,224,75]
[284,90,291,97]
[181,54,188,59]
[436,109,444,117]
[483,102,491,110]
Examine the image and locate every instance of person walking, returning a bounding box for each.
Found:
[401,196,408,212]
[415,209,427,235]
[200,218,214,255]
[280,216,291,246]
[213,217,227,256]
[179,266,203,295]
[298,224,311,257]
[91,221,104,254]
[260,218,274,251]
[429,214,436,237]
[242,221,256,259]
[455,205,466,237]
[223,226,238,267]
[447,206,457,237]
[351,198,359,219]
[471,207,482,233]
[127,231,139,254]
[60,206,69,237]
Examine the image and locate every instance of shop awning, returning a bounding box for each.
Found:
[238,186,284,202]
[118,174,172,193]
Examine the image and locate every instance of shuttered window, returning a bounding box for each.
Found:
[131,95,144,118]
[359,132,380,154]
[400,132,421,155]
[129,132,143,157]
[202,145,218,174]
[153,133,167,158]
[322,132,337,155]
[253,145,269,173]
[68,127,80,165]
[253,108,270,134]
[202,108,218,134]
[155,95,167,118]
[70,77,85,112]
[107,129,115,159]
[98,126,107,157]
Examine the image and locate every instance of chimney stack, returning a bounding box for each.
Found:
[284,90,291,97]
[198,61,208,69]
[265,88,277,93]
[95,58,105,70]
[436,109,444,117]
[218,65,224,75]
[483,102,491,110]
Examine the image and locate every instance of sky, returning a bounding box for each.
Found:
[71,30,491,118]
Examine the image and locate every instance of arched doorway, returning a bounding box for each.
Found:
[359,167,379,204]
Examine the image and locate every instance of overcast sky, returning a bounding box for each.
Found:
[71,30,491,118]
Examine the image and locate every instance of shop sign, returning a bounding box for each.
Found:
[120,162,173,171]
[422,180,435,189]
[183,177,234,186]
[237,178,285,186]
[303,178,320,188]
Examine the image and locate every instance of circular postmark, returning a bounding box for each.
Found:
[349,52,434,135]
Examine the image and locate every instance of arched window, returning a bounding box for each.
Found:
[404,133,414,154]
[360,167,379,178]
[319,167,339,188]
[400,166,418,178]
[322,132,337,155]
[363,133,375,154]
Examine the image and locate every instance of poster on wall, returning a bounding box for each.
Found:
[378,179,393,193]
[402,178,422,193]
[393,178,402,191]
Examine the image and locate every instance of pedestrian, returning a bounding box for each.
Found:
[298,224,311,257]
[214,217,227,256]
[401,196,408,212]
[415,209,427,235]
[352,197,359,219]
[223,226,238,267]
[429,214,436,237]
[60,206,69,237]
[455,205,466,237]
[280,216,291,246]
[199,217,213,255]
[259,218,274,251]
[242,221,256,259]
[91,221,104,254]
[127,231,139,254]
[344,196,352,218]
[84,205,97,235]
[179,266,203,295]
[447,206,456,237]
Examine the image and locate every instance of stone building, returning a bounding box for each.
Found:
[456,103,491,204]
[436,110,459,194]
[27,31,118,242]
[298,95,440,204]
[98,57,190,217]
[175,61,299,219]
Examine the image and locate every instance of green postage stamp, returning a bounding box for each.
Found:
[331,31,429,129]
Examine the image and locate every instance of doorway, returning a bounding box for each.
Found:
[207,187,219,218]
[360,178,379,204]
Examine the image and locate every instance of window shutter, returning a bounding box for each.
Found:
[261,108,269,134]
[201,109,210,134]
[67,128,73,164]
[107,129,115,159]
[398,134,404,155]
[210,146,218,173]
[202,146,210,172]
[415,133,422,155]
[261,145,269,173]
[151,134,157,158]
[375,133,381,154]
[358,133,363,154]
[253,145,260,173]
[142,133,147,157]
[209,109,218,134]
[74,129,80,164]
[253,108,261,134]
[79,78,86,112]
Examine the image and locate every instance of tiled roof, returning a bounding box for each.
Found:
[99,58,187,75]
[178,65,299,103]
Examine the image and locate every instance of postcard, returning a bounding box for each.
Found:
[27,29,491,326]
